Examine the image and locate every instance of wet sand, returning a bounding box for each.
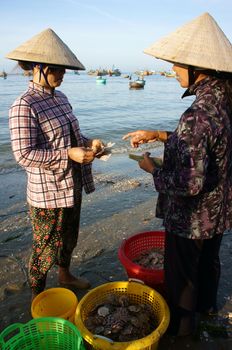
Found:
[0,154,232,349]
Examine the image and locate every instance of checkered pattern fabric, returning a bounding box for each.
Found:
[9,82,95,208]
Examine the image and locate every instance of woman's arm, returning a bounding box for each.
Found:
[9,102,69,170]
[122,130,171,148]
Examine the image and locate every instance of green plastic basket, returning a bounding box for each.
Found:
[0,317,86,350]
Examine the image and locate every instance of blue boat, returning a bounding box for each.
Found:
[96,76,106,84]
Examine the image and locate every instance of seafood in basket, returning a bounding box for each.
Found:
[84,294,156,342]
[75,280,170,350]
[133,247,164,270]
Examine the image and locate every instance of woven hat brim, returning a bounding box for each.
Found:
[6,28,85,71]
[144,12,232,73]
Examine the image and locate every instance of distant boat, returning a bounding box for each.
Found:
[88,69,107,76]
[164,71,176,78]
[141,70,153,76]
[0,70,7,79]
[96,76,106,84]
[129,78,145,89]
[108,67,121,76]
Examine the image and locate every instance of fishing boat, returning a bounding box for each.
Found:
[164,71,176,78]
[129,78,145,89]
[88,69,107,76]
[108,67,121,76]
[96,76,106,84]
[141,70,153,76]
[0,70,7,79]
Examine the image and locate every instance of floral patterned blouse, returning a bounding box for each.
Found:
[153,76,232,239]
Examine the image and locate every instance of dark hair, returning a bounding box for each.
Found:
[18,61,34,71]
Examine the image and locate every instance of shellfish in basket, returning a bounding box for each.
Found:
[133,247,164,269]
[84,294,157,342]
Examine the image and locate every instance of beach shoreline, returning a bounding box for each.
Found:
[0,154,232,349]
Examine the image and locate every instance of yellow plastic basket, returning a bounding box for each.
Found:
[31,288,78,323]
[75,280,170,350]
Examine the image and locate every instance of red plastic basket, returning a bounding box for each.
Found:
[118,231,165,289]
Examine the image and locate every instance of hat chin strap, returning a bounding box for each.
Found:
[39,64,52,88]
[33,63,52,88]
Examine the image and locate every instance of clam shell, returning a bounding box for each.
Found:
[97,306,110,317]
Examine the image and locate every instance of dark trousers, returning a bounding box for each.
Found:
[164,231,223,334]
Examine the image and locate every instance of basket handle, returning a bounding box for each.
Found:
[128,278,145,285]
[0,323,23,345]
[79,338,87,350]
[93,334,114,343]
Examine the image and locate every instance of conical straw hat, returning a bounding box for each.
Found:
[144,12,232,73]
[6,28,85,70]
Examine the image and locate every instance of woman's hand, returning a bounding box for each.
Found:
[68,147,95,164]
[138,152,156,174]
[122,130,161,148]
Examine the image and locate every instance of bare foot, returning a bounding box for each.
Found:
[58,268,90,289]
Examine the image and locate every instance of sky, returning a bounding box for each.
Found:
[1,0,232,73]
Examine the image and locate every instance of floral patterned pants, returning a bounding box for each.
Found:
[28,194,82,294]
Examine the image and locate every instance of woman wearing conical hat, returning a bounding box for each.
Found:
[123,13,232,336]
[6,29,105,300]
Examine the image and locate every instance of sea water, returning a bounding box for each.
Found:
[0,72,194,174]
[0,73,197,240]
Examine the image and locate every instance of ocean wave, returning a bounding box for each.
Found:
[110,141,164,154]
[0,166,23,175]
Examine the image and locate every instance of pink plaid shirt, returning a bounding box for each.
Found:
[9,82,95,208]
